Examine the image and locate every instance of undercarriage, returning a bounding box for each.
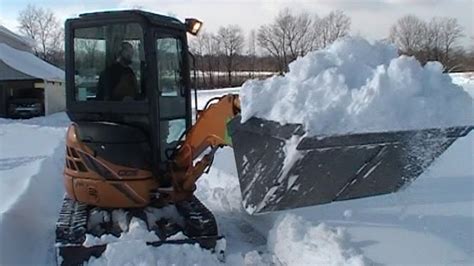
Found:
[55,196,224,266]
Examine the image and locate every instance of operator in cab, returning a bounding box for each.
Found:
[97,42,138,101]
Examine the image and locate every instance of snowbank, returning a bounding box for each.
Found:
[450,72,474,98]
[0,123,67,212]
[0,112,70,127]
[0,139,65,265]
[0,115,68,265]
[240,38,473,135]
[87,241,223,266]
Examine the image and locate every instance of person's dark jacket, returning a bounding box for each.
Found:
[97,62,138,101]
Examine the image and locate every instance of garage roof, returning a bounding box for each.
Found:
[0,43,64,82]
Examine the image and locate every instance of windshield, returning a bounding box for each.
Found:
[73,23,145,102]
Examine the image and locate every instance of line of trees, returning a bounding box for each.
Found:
[190,9,351,88]
[15,5,474,89]
[389,15,466,71]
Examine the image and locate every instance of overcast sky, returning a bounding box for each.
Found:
[0,0,472,48]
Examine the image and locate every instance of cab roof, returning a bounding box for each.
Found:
[75,10,185,31]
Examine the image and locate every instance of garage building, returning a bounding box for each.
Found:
[0,26,65,118]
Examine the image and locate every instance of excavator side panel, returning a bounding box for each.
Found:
[228,117,473,214]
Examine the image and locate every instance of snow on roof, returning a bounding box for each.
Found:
[0,25,35,48]
[0,43,64,81]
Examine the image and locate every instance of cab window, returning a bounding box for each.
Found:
[156,36,187,159]
[74,23,145,102]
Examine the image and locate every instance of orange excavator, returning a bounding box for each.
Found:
[56,10,473,265]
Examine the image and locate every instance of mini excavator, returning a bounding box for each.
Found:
[56,10,473,265]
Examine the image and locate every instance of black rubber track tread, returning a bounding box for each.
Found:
[55,196,221,266]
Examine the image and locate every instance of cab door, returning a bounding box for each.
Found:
[154,31,191,161]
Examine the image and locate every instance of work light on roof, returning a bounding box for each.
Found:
[185,18,203,35]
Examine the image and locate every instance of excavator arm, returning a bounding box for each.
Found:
[164,94,241,199]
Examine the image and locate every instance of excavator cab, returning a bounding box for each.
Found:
[64,10,197,203]
[57,11,227,265]
[66,10,197,164]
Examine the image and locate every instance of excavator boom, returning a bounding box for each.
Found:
[165,94,240,197]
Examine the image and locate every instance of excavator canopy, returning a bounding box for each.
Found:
[228,117,473,214]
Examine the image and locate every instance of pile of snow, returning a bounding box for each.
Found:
[88,239,223,266]
[85,214,227,266]
[450,72,474,98]
[84,217,160,248]
[268,214,364,266]
[240,38,473,135]
[0,121,66,265]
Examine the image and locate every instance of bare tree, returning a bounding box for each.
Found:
[203,33,221,87]
[390,15,464,69]
[314,10,351,49]
[257,23,286,73]
[17,4,63,63]
[258,9,350,73]
[216,25,244,85]
[189,32,207,87]
[433,17,464,66]
[389,15,427,55]
[257,9,314,73]
[279,9,313,62]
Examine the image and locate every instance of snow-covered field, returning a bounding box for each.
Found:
[0,62,473,264]
[195,87,241,109]
[450,72,474,98]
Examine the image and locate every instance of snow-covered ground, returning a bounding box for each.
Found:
[450,72,474,98]
[194,71,276,78]
[0,74,473,264]
[0,113,69,265]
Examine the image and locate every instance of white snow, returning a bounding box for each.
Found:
[267,214,365,266]
[450,72,474,98]
[240,37,473,136]
[279,135,304,183]
[83,217,160,248]
[194,87,241,109]
[0,117,66,265]
[0,43,65,81]
[87,240,224,266]
[0,25,35,49]
[1,49,473,265]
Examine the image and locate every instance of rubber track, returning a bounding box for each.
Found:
[55,196,221,266]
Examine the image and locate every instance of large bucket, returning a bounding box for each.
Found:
[228,116,473,214]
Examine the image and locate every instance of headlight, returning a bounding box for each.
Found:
[185,18,203,36]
